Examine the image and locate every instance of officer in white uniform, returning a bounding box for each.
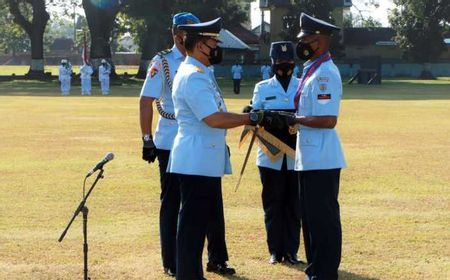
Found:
[140,13,235,278]
[288,13,346,280]
[169,18,281,280]
[58,59,72,96]
[248,41,303,265]
[260,63,271,80]
[98,59,111,95]
[80,62,93,95]
[231,61,243,94]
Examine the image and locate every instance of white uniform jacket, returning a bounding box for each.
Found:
[80,64,93,79]
[58,65,72,81]
[98,64,111,81]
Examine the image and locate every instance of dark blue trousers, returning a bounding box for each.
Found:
[157,151,228,273]
[299,169,342,280]
[233,79,241,94]
[175,174,227,280]
[258,157,301,256]
[157,150,180,271]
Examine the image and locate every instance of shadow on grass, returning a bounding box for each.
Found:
[220,274,252,280]
[0,77,449,101]
[285,262,379,280]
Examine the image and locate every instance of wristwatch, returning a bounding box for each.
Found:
[249,111,260,123]
[143,134,152,141]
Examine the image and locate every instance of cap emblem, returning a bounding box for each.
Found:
[281,45,287,52]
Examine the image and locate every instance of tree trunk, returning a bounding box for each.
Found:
[136,26,155,79]
[419,63,435,79]
[82,0,120,78]
[136,24,170,79]
[8,0,49,78]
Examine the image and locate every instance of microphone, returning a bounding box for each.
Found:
[86,152,114,177]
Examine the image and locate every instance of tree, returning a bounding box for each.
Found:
[343,13,382,28]
[121,0,173,78]
[6,0,50,77]
[0,1,30,56]
[124,0,249,78]
[389,0,449,78]
[82,0,126,77]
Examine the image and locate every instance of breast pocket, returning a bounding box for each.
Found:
[299,92,312,115]
[300,130,320,147]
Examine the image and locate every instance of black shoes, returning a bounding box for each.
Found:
[269,253,283,264]
[269,253,304,265]
[163,267,176,277]
[284,253,304,265]
[206,262,236,275]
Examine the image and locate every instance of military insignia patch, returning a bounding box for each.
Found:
[318,94,331,100]
[319,84,327,91]
[149,66,158,78]
[317,93,331,104]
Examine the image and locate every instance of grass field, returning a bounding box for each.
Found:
[0,75,449,280]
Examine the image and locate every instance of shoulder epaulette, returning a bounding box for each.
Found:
[157,49,173,58]
[186,64,204,74]
[193,66,204,73]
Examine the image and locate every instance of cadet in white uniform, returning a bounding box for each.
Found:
[260,63,271,80]
[249,41,303,265]
[80,62,93,95]
[58,59,72,96]
[170,18,281,280]
[140,13,235,278]
[98,59,111,95]
[231,62,243,94]
[290,13,346,280]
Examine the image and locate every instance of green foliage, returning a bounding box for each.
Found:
[343,13,382,28]
[123,0,249,55]
[0,1,30,55]
[389,0,449,63]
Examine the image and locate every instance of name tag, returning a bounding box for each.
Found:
[265,96,276,100]
[317,94,331,105]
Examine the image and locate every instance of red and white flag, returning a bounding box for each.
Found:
[81,32,88,64]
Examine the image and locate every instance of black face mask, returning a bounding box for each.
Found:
[272,63,294,77]
[202,43,223,65]
[296,41,317,60]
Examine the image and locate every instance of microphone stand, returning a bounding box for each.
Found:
[58,169,105,280]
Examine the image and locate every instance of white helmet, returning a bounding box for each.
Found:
[101,59,107,64]
[61,59,67,64]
